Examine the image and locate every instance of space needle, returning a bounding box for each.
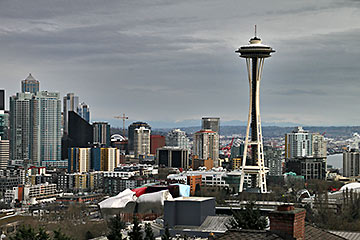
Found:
[235,27,275,193]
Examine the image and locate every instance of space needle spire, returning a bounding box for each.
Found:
[235,27,275,193]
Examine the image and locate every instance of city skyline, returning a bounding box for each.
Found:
[1,1,360,126]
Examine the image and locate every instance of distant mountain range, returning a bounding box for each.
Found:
[103,118,300,129]
[111,124,360,138]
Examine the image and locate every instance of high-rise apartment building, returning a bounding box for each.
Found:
[264,145,283,176]
[343,151,360,177]
[201,117,220,134]
[10,89,61,166]
[63,93,79,134]
[91,147,118,171]
[193,129,219,167]
[166,129,190,151]
[93,122,110,147]
[134,126,151,158]
[21,73,39,93]
[312,133,327,158]
[77,102,90,122]
[10,92,33,161]
[128,122,151,152]
[285,127,312,159]
[286,157,326,180]
[31,91,62,166]
[0,138,9,169]
[68,148,91,173]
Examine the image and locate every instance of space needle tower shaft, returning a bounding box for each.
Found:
[235,27,275,193]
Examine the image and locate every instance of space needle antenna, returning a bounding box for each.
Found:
[235,27,275,193]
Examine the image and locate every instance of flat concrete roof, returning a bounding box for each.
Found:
[168,196,215,202]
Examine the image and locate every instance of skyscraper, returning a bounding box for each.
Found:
[193,129,219,167]
[61,111,93,159]
[134,126,151,158]
[236,30,275,193]
[77,102,90,122]
[93,122,110,147]
[10,92,33,161]
[63,93,79,134]
[285,127,312,159]
[21,73,39,93]
[201,117,220,134]
[166,129,190,151]
[128,122,151,153]
[31,91,62,166]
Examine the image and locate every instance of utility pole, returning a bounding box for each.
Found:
[114,113,128,138]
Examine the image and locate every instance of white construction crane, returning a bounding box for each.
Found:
[114,113,128,139]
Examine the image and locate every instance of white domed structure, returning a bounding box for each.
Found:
[340,182,360,192]
[111,134,126,142]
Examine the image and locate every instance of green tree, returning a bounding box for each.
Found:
[107,214,126,240]
[37,228,50,240]
[227,201,267,230]
[10,225,37,240]
[144,223,155,240]
[53,229,72,240]
[161,225,171,240]
[129,215,142,240]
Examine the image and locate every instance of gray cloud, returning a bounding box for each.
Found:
[0,0,360,127]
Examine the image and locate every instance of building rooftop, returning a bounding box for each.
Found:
[169,196,215,202]
[24,73,37,81]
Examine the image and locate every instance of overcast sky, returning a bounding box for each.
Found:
[1,0,360,127]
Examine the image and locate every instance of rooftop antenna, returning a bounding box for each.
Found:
[255,25,257,37]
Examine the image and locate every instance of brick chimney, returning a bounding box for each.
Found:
[269,205,306,240]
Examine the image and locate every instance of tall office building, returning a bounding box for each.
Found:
[166,129,190,151]
[128,122,151,152]
[134,126,151,158]
[61,111,93,159]
[63,93,79,134]
[31,91,62,166]
[0,138,9,169]
[312,133,327,158]
[201,117,220,134]
[93,122,110,147]
[157,147,189,169]
[77,102,90,122]
[10,92,33,161]
[21,73,39,93]
[193,129,219,167]
[285,127,312,159]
